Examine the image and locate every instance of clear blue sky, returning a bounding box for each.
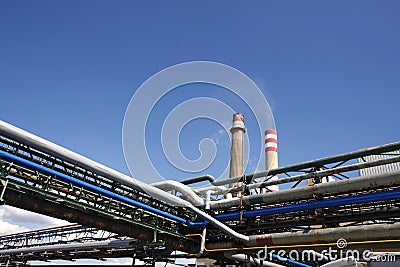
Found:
[0,1,399,188]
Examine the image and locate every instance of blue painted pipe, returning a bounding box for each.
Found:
[214,188,400,221]
[270,253,312,267]
[0,150,193,226]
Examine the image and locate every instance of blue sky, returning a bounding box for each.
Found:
[0,0,399,236]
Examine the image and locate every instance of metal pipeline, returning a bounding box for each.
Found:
[0,150,191,225]
[224,252,285,267]
[0,120,186,207]
[0,120,248,242]
[180,174,215,185]
[0,238,137,255]
[2,147,397,243]
[197,191,212,256]
[210,170,400,210]
[213,188,400,221]
[205,222,400,250]
[247,222,400,246]
[212,141,400,186]
[1,188,197,253]
[151,180,204,206]
[0,150,248,242]
[244,155,400,191]
[267,254,312,267]
[225,252,312,267]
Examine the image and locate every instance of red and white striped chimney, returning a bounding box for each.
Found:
[265,130,279,192]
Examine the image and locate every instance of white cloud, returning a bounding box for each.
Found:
[0,220,28,235]
[0,205,67,235]
[212,125,230,146]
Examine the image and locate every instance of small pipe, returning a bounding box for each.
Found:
[197,191,212,256]
[224,252,285,267]
[269,253,312,267]
[196,185,227,195]
[180,174,215,185]
[190,205,249,242]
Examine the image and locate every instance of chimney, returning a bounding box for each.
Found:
[229,113,246,181]
[265,130,279,192]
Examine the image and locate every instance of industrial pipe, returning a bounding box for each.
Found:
[1,188,197,253]
[180,174,215,185]
[247,222,400,246]
[0,120,248,242]
[244,155,400,191]
[151,180,204,206]
[212,141,400,186]
[0,150,191,225]
[0,238,137,255]
[210,170,400,210]
[205,222,400,250]
[213,188,400,221]
[224,252,285,267]
[0,150,248,242]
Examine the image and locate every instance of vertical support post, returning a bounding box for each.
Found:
[0,179,8,205]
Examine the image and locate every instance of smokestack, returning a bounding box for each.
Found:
[229,113,246,180]
[265,130,279,192]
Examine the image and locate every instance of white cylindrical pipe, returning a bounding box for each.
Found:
[265,130,279,192]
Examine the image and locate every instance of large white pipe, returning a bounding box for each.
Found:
[151,180,204,206]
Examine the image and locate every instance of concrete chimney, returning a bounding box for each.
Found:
[229,113,246,181]
[265,130,279,192]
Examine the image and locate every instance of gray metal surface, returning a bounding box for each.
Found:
[358,150,400,176]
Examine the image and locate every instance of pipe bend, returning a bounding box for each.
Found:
[151,180,204,206]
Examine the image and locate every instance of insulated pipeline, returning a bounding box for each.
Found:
[210,170,400,210]
[214,188,400,221]
[0,150,249,242]
[0,150,191,225]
